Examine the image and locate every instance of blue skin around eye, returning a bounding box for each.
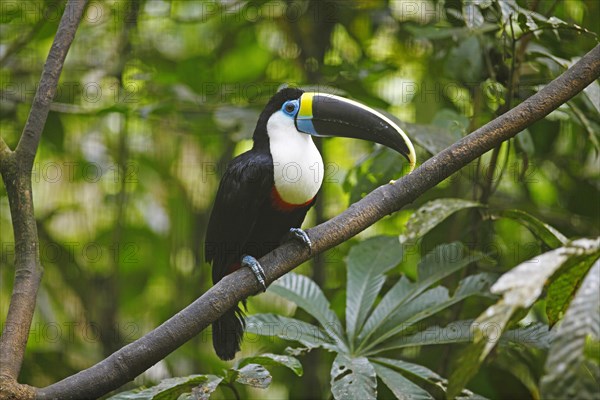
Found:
[282,100,299,116]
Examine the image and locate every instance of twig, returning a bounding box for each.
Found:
[35,45,600,400]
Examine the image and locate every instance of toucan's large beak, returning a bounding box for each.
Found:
[296,92,416,171]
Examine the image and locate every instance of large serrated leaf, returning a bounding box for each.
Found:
[448,238,600,398]
[269,273,346,349]
[373,357,444,384]
[238,353,303,377]
[346,236,403,346]
[491,238,599,311]
[359,243,483,346]
[546,256,596,326]
[245,314,337,351]
[372,357,488,400]
[400,199,482,244]
[107,375,214,400]
[371,274,496,353]
[541,260,600,399]
[372,362,433,400]
[331,354,377,400]
[377,320,476,352]
[500,323,554,350]
[357,276,414,344]
[369,287,450,348]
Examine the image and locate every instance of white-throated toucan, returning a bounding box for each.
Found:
[205,87,416,360]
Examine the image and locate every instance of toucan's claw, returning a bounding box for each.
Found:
[288,228,313,255]
[242,255,267,292]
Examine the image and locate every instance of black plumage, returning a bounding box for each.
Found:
[205,89,315,360]
[205,87,416,360]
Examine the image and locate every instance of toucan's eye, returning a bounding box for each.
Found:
[282,100,299,116]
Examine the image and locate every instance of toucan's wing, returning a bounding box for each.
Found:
[205,150,274,283]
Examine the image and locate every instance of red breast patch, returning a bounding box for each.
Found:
[270,186,314,212]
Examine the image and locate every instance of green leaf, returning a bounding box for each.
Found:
[372,358,487,400]
[193,375,224,400]
[373,357,444,385]
[400,199,483,244]
[346,236,403,345]
[448,238,600,398]
[359,243,483,346]
[372,362,433,400]
[454,273,498,298]
[584,336,600,365]
[501,323,553,350]
[491,238,599,315]
[330,354,377,400]
[269,273,346,349]
[463,2,484,29]
[492,349,541,399]
[546,256,596,326]
[233,364,272,389]
[370,287,450,347]
[343,148,406,204]
[541,260,600,399]
[245,314,337,351]
[377,320,476,352]
[447,340,488,399]
[238,353,303,377]
[372,274,496,353]
[417,243,482,283]
[357,276,414,344]
[107,375,216,400]
[372,357,444,385]
[495,209,568,248]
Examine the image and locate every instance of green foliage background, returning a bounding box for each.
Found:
[1,0,598,399]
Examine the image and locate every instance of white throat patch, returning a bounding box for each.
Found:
[267,111,324,205]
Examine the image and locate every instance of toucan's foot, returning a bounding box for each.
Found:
[288,228,312,255]
[241,255,267,292]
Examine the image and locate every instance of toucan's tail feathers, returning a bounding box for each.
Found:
[212,305,245,360]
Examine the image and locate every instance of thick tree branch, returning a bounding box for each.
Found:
[0,0,88,395]
[35,45,600,400]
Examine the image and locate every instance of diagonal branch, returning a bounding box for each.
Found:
[14,0,88,169]
[0,0,88,392]
[35,44,600,400]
